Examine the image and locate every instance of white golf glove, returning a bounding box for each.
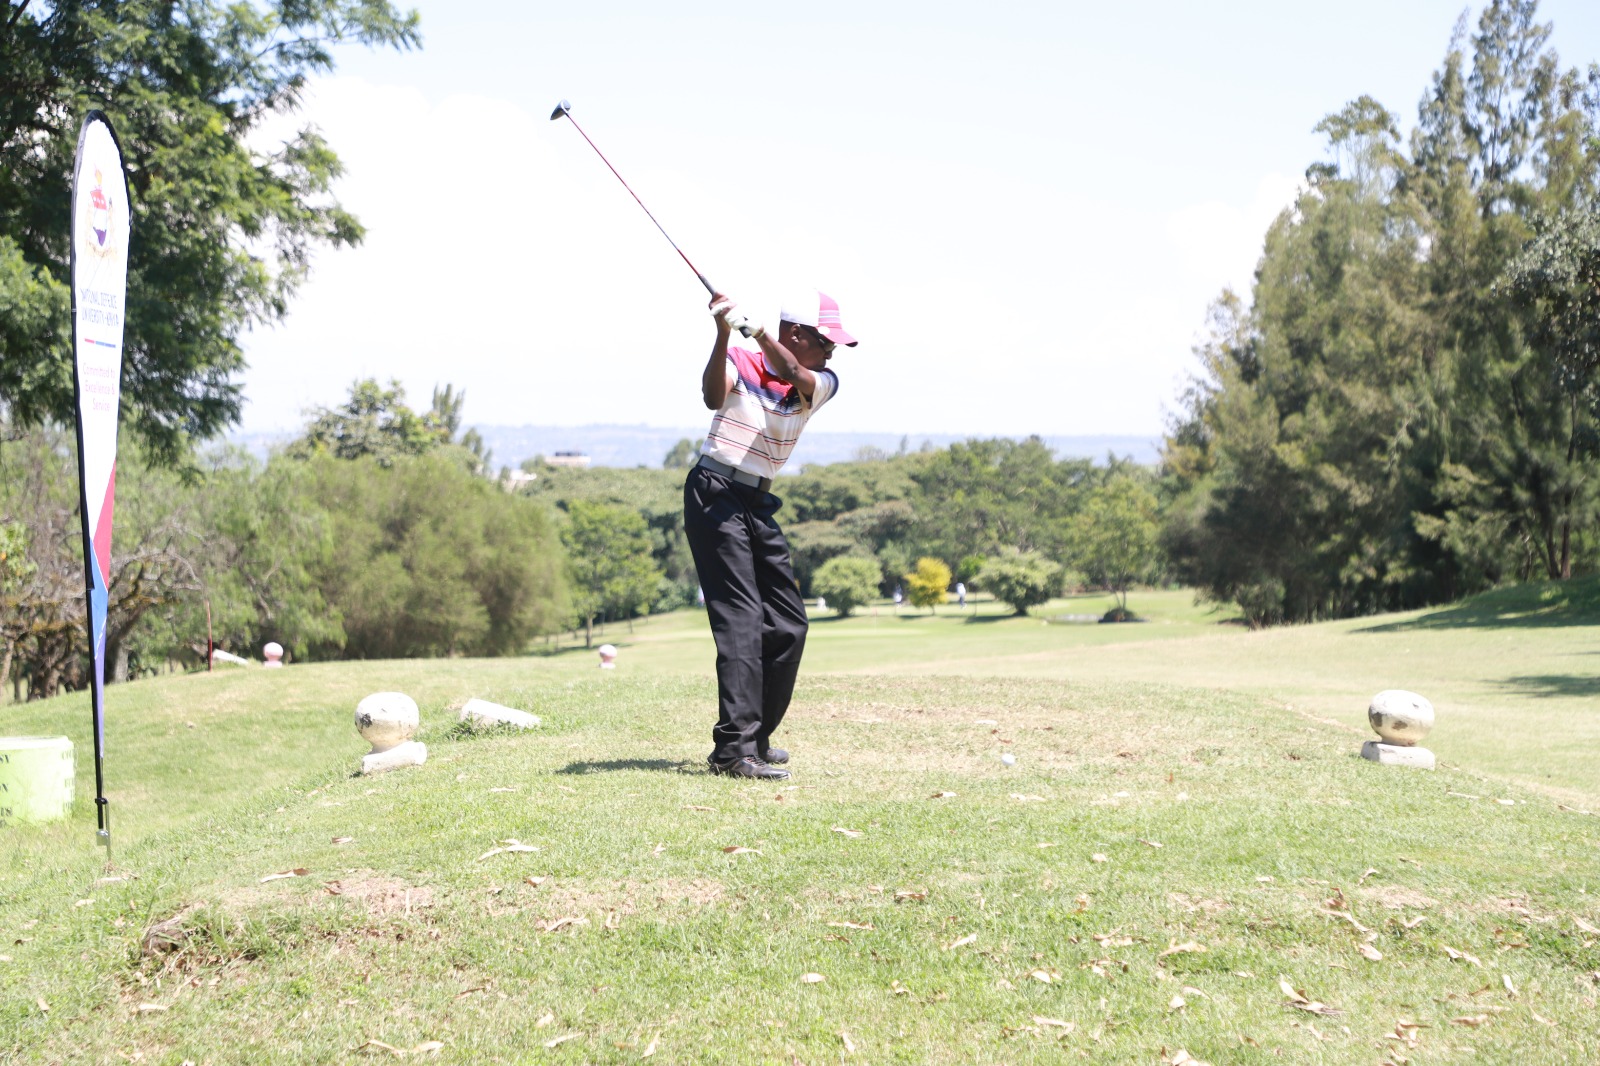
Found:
[710,298,762,338]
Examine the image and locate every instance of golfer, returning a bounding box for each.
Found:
[684,289,858,779]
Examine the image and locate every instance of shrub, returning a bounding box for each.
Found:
[812,556,881,617]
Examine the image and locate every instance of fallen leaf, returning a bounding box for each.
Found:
[1502,974,1517,997]
[800,972,826,984]
[1009,793,1046,802]
[1139,839,1164,848]
[1496,798,1515,806]
[1531,1010,1556,1026]
[535,1013,555,1028]
[1401,915,1427,929]
[1359,944,1384,961]
[1443,946,1483,967]
[1035,842,1057,849]
[1447,791,1480,800]
[136,1003,168,1013]
[455,986,488,999]
[1168,1051,1210,1066]
[944,934,976,951]
[683,805,716,812]
[828,921,874,930]
[831,827,864,839]
[930,791,957,799]
[890,980,911,995]
[1160,940,1207,958]
[525,876,547,886]
[1034,1016,1074,1030]
[604,911,620,930]
[540,916,589,933]
[477,839,540,860]
[893,890,928,902]
[1182,986,1210,999]
[332,837,355,845]
[411,1041,445,1054]
[1574,916,1600,935]
[722,846,762,855]
[839,1030,856,1053]
[489,787,518,793]
[353,1039,403,1054]
[1357,867,1379,885]
[260,868,308,883]
[642,1033,659,1057]
[1169,994,1187,1011]
[1028,969,1055,983]
[651,843,666,856]
[1320,908,1372,934]
[1255,876,1275,883]
[1091,854,1108,863]
[544,1033,581,1048]
[0,955,10,963]
[1451,1014,1490,1027]
[36,998,48,1013]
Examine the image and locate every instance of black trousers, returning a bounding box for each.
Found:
[683,464,808,761]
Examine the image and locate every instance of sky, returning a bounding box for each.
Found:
[237,0,1600,441]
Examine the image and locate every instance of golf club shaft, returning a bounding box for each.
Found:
[556,108,716,296]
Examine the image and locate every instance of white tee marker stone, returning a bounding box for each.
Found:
[355,691,427,775]
[1361,690,1435,770]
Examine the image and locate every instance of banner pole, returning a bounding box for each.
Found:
[69,110,131,856]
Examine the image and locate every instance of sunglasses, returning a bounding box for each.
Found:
[798,326,835,354]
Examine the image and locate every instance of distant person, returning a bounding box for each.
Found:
[684,288,858,781]
[893,584,903,612]
[956,582,967,609]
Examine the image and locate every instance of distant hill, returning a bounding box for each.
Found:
[229,425,1161,470]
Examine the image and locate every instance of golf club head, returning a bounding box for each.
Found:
[550,99,571,121]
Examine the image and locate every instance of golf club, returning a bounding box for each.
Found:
[550,99,753,336]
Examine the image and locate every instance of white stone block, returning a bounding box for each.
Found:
[458,698,540,730]
[1361,740,1435,770]
[361,740,428,775]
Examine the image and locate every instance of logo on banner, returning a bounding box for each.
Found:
[80,167,122,261]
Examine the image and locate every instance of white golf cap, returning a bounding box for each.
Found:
[779,289,858,347]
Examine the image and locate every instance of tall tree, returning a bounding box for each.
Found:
[0,0,420,462]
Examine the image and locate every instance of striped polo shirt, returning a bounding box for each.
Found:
[701,346,839,480]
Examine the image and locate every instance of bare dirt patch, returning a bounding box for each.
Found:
[1356,885,1438,910]
[486,878,725,919]
[323,875,435,916]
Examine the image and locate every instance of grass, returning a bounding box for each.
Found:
[2,584,1599,1063]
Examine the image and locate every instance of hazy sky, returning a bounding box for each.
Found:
[238,0,1600,439]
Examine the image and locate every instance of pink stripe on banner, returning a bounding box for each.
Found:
[93,464,116,585]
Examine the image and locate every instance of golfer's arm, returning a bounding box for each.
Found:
[754,333,817,400]
[702,327,735,409]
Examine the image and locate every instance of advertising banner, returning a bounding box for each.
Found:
[70,111,131,849]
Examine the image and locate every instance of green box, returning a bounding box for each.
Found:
[0,736,75,827]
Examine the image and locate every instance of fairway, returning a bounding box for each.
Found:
[2,587,1598,1063]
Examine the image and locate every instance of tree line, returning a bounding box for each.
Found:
[0,378,1165,699]
[1162,0,1600,625]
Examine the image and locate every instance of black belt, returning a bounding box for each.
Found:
[697,454,773,493]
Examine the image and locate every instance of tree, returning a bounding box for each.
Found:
[1072,473,1162,620]
[288,378,444,466]
[662,438,702,469]
[0,0,420,463]
[561,500,662,646]
[302,451,568,658]
[975,550,1061,617]
[811,556,879,617]
[904,557,952,613]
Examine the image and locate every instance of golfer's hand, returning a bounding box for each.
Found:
[710,294,761,339]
